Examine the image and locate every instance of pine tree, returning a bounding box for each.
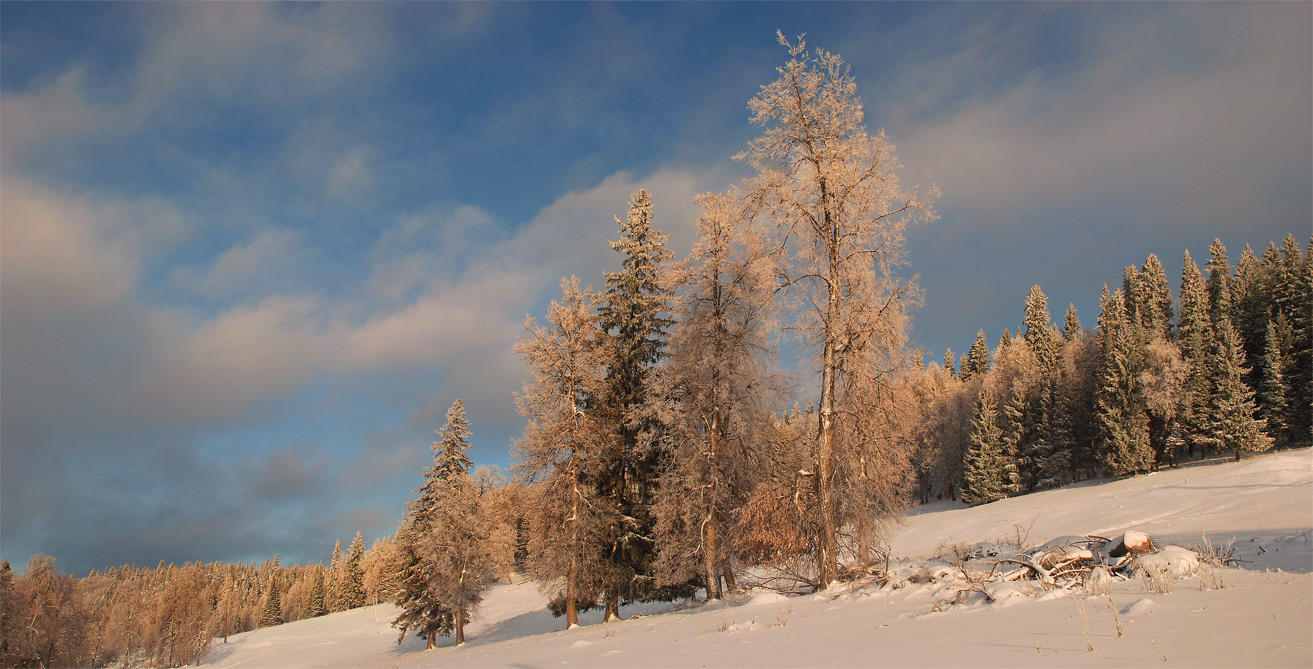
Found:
[962,387,1006,504]
[343,532,365,610]
[1260,317,1290,443]
[1063,304,1080,342]
[308,567,326,618]
[394,399,507,647]
[999,328,1013,351]
[1206,238,1233,326]
[738,32,937,589]
[1274,235,1311,442]
[261,563,283,628]
[961,330,991,381]
[1176,252,1212,455]
[943,348,956,378]
[1210,320,1273,460]
[326,540,344,613]
[596,188,674,619]
[1095,289,1153,475]
[1022,285,1058,373]
[1137,254,1174,339]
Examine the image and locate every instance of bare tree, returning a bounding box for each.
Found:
[738,32,938,588]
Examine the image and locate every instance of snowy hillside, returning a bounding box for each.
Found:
[207,450,1313,668]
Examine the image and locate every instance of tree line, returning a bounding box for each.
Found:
[0,531,406,667]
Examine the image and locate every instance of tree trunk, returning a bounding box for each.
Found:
[817,313,839,590]
[455,606,465,646]
[722,563,737,593]
[566,482,580,629]
[703,509,721,600]
[426,629,436,650]
[604,595,622,622]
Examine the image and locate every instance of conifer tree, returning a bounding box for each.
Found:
[308,567,326,618]
[1063,304,1080,342]
[1176,252,1212,455]
[326,540,344,613]
[1233,245,1270,391]
[260,563,282,628]
[1022,285,1058,373]
[595,188,674,619]
[1137,254,1174,339]
[343,532,365,610]
[943,348,956,378]
[1206,238,1233,326]
[1210,321,1273,460]
[1274,235,1311,441]
[1260,317,1291,443]
[1095,289,1153,475]
[999,328,1013,351]
[395,399,506,647]
[962,387,1006,504]
[961,330,991,381]
[738,32,937,589]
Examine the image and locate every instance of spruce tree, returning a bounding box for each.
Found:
[943,348,956,378]
[1206,238,1233,326]
[308,567,326,618]
[1095,289,1153,475]
[1022,285,1058,372]
[343,531,366,610]
[1176,252,1212,455]
[1137,254,1174,339]
[1210,320,1273,460]
[261,562,283,627]
[1275,235,1311,442]
[326,540,344,613]
[962,387,1006,504]
[1260,317,1290,443]
[1063,304,1080,342]
[596,189,674,618]
[961,330,990,381]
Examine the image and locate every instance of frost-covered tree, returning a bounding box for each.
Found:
[738,33,938,588]
[962,386,1006,505]
[513,279,616,628]
[942,348,956,378]
[260,562,282,628]
[1176,251,1212,455]
[1095,289,1153,475]
[1209,321,1272,461]
[307,567,326,618]
[342,532,366,610]
[1260,317,1291,443]
[1206,238,1233,326]
[1022,285,1059,373]
[326,540,344,613]
[596,188,674,619]
[1063,304,1081,342]
[1134,254,1174,339]
[649,191,778,600]
[394,399,492,648]
[961,330,991,381]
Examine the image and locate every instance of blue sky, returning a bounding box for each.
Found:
[2,2,1308,575]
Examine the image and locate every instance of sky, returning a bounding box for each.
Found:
[1,2,1308,576]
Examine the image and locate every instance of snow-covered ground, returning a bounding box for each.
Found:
[208,449,1313,668]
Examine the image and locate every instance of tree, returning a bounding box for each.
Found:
[738,32,938,588]
[1209,320,1273,460]
[1176,251,1212,456]
[1063,304,1080,342]
[326,540,344,613]
[1206,238,1233,326]
[596,188,674,620]
[308,567,326,618]
[343,531,366,610]
[961,330,991,381]
[1260,317,1291,443]
[942,348,956,378]
[261,561,283,628]
[513,278,616,629]
[1095,289,1153,475]
[962,386,1006,504]
[649,191,778,600]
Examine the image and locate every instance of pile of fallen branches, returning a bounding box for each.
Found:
[986,530,1160,589]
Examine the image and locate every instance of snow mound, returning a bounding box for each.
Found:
[1131,545,1200,578]
[742,591,791,607]
[984,582,1027,606]
[1120,597,1155,619]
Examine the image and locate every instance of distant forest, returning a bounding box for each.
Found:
[3,33,1308,669]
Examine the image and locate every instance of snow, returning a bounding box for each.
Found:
[207,449,1313,668]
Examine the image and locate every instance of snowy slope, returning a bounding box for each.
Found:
[208,449,1313,668]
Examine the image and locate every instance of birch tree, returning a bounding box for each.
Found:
[738,32,937,589]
